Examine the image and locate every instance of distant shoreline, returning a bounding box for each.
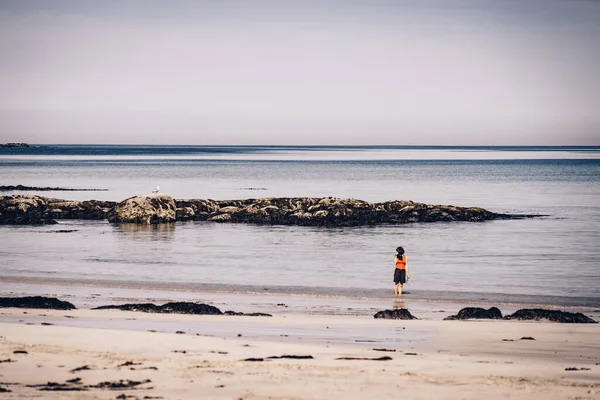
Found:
[0,142,30,148]
[2,144,599,149]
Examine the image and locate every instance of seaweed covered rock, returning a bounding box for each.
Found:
[107,194,176,224]
[2,194,538,226]
[444,307,503,320]
[48,200,115,220]
[173,197,529,227]
[0,195,57,225]
[504,309,597,323]
[373,309,418,320]
[0,296,76,310]
[93,302,222,315]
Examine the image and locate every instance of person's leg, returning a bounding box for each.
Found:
[398,284,403,296]
[394,283,399,296]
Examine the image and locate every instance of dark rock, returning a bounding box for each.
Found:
[48,199,115,220]
[117,361,141,367]
[373,309,418,320]
[13,350,28,354]
[520,337,536,340]
[504,309,597,323]
[267,355,313,359]
[1,194,539,226]
[0,296,76,310]
[89,379,151,389]
[242,358,264,362]
[223,311,273,317]
[69,365,91,373]
[175,197,538,226]
[39,386,88,391]
[0,386,11,392]
[93,303,160,312]
[93,302,222,315]
[107,194,176,224]
[372,348,396,352]
[29,381,89,391]
[0,195,115,224]
[444,307,503,320]
[336,356,393,361]
[0,195,58,224]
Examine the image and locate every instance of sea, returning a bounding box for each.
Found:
[1,145,599,308]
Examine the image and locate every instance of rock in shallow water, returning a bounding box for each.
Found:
[1,194,540,226]
[504,308,597,323]
[106,194,176,224]
[0,195,58,225]
[444,307,503,320]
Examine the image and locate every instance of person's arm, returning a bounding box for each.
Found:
[405,256,410,279]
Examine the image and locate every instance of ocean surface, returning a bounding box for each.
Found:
[1,145,599,307]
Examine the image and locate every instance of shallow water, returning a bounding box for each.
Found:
[1,146,599,306]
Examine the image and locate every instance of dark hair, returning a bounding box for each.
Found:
[396,246,404,256]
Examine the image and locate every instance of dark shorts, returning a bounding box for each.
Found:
[394,268,406,285]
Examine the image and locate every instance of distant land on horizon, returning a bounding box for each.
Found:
[1,143,599,149]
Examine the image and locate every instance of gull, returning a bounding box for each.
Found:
[152,186,160,193]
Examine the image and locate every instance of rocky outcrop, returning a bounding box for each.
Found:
[106,194,176,224]
[48,199,116,220]
[1,194,538,226]
[444,307,503,320]
[0,195,115,224]
[0,195,58,224]
[0,296,76,310]
[504,309,597,323]
[93,302,223,315]
[373,309,418,320]
[175,197,530,227]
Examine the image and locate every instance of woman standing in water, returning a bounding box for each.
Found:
[394,246,410,296]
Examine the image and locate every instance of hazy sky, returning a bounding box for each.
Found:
[1,0,599,145]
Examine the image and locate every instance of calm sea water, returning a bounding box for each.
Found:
[1,145,599,306]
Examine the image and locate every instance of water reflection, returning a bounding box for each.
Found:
[114,223,176,242]
[392,298,405,310]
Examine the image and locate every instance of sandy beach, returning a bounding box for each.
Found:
[1,291,599,399]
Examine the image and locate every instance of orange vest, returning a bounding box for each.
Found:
[395,255,407,270]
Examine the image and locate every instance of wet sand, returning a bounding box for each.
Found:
[0,286,599,399]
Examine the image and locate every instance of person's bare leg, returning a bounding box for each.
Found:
[398,284,403,297]
[394,284,399,296]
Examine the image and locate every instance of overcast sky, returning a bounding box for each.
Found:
[1,0,599,145]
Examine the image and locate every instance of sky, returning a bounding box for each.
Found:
[1,0,599,145]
